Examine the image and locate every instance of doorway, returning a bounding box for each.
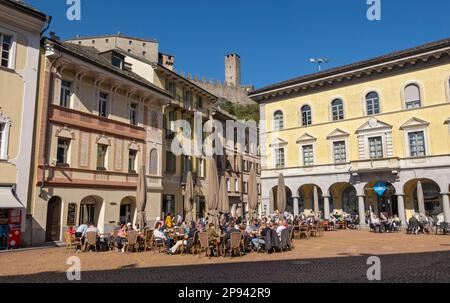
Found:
[45,197,62,242]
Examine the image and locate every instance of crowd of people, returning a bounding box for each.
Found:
[151,212,296,256]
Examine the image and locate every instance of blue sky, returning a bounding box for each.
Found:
[27,0,450,88]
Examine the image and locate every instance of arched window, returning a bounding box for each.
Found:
[274,111,284,130]
[331,99,344,121]
[301,105,312,126]
[366,92,380,115]
[149,149,158,175]
[405,84,421,109]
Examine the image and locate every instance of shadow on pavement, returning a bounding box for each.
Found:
[1,250,450,283]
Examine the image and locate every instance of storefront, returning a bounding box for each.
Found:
[0,187,24,250]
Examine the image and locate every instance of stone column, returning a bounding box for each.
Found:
[293,196,299,217]
[442,193,450,223]
[396,194,407,226]
[323,196,331,220]
[358,195,366,227]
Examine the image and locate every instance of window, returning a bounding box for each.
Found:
[165,151,176,173]
[274,111,284,131]
[368,137,383,159]
[0,118,10,160]
[197,158,206,178]
[149,149,158,175]
[301,105,312,126]
[0,34,12,68]
[197,96,203,109]
[333,141,347,163]
[130,103,138,125]
[97,144,108,170]
[243,182,248,194]
[227,179,231,192]
[56,138,70,166]
[98,92,108,117]
[405,84,421,109]
[165,110,176,139]
[60,81,71,108]
[366,92,380,115]
[111,55,123,69]
[275,148,285,168]
[331,99,344,121]
[0,123,4,159]
[408,131,426,157]
[235,179,240,193]
[184,89,192,108]
[128,150,137,173]
[165,79,176,95]
[302,145,314,166]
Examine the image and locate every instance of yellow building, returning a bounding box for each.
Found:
[249,38,450,226]
[0,0,49,244]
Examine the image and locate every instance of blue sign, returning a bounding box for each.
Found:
[374,182,387,197]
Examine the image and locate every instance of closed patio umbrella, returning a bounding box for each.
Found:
[218,176,230,220]
[417,180,426,218]
[313,186,320,218]
[184,172,194,226]
[277,173,286,213]
[248,166,258,220]
[136,165,147,230]
[206,158,219,226]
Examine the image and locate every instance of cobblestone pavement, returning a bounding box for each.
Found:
[1,230,449,283]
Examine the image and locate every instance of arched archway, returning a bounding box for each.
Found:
[79,196,103,225]
[329,183,357,215]
[120,196,136,225]
[270,186,293,213]
[297,184,323,214]
[45,196,62,242]
[364,182,397,217]
[404,179,441,219]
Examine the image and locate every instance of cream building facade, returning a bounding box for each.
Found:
[29,38,174,244]
[0,0,49,244]
[250,38,450,226]
[65,35,218,222]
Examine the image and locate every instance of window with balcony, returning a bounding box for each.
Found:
[274,111,284,131]
[128,150,137,173]
[130,103,138,125]
[368,137,383,159]
[98,92,109,117]
[184,89,193,108]
[366,92,380,115]
[60,81,71,108]
[57,138,70,167]
[333,141,347,163]
[165,111,176,139]
[408,131,426,157]
[302,144,314,166]
[97,144,108,170]
[301,105,312,126]
[404,84,422,109]
[0,34,12,68]
[331,99,344,121]
[275,148,285,168]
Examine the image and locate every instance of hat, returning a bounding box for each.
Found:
[127,223,132,227]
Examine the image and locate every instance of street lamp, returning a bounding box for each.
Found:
[309,58,329,72]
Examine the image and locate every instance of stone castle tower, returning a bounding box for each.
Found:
[225,53,241,87]
[188,53,255,106]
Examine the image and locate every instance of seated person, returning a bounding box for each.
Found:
[223,223,240,249]
[252,223,270,251]
[153,222,173,252]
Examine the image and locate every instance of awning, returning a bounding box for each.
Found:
[0,188,24,209]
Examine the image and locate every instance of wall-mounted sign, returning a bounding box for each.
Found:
[374,182,387,197]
